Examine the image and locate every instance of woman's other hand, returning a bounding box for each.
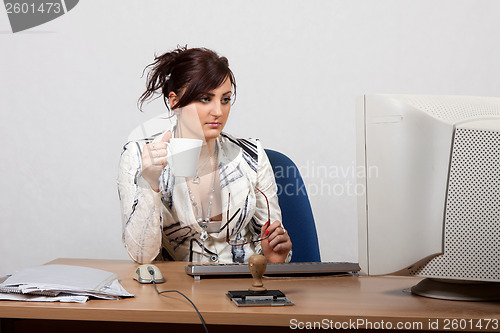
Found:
[260,220,292,263]
[141,131,171,192]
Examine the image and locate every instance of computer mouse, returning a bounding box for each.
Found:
[133,264,165,284]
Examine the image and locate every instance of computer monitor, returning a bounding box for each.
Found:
[356,94,500,301]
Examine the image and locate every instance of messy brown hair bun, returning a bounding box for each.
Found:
[138,46,236,111]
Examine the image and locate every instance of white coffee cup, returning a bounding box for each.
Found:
[168,138,203,177]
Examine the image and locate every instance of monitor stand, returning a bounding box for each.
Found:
[411,278,500,301]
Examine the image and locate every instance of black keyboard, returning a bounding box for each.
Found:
[185,262,360,279]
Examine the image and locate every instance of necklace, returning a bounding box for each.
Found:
[187,144,219,256]
[192,152,212,184]
[187,144,219,226]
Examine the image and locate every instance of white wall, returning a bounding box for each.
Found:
[1,0,499,276]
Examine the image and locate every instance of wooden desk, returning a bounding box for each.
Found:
[0,258,498,332]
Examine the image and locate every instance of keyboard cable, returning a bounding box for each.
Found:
[148,267,209,333]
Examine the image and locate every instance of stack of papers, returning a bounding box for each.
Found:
[0,264,134,303]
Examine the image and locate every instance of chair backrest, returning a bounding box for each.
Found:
[265,149,321,262]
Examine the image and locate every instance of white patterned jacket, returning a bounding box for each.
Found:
[117,131,290,264]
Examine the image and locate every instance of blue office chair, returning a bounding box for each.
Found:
[265,149,321,262]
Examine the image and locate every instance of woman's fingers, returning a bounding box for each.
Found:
[268,233,290,248]
[143,143,167,165]
[260,221,292,263]
[264,221,285,238]
[140,132,171,191]
[264,221,291,249]
[160,130,172,143]
[149,148,167,161]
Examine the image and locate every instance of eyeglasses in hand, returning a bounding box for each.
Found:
[225,187,271,246]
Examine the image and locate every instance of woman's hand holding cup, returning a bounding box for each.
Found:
[141,131,171,192]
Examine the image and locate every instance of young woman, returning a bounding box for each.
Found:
[118,46,292,264]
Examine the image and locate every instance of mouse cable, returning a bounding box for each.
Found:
[151,280,209,333]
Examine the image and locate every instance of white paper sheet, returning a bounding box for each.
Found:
[0,264,133,303]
